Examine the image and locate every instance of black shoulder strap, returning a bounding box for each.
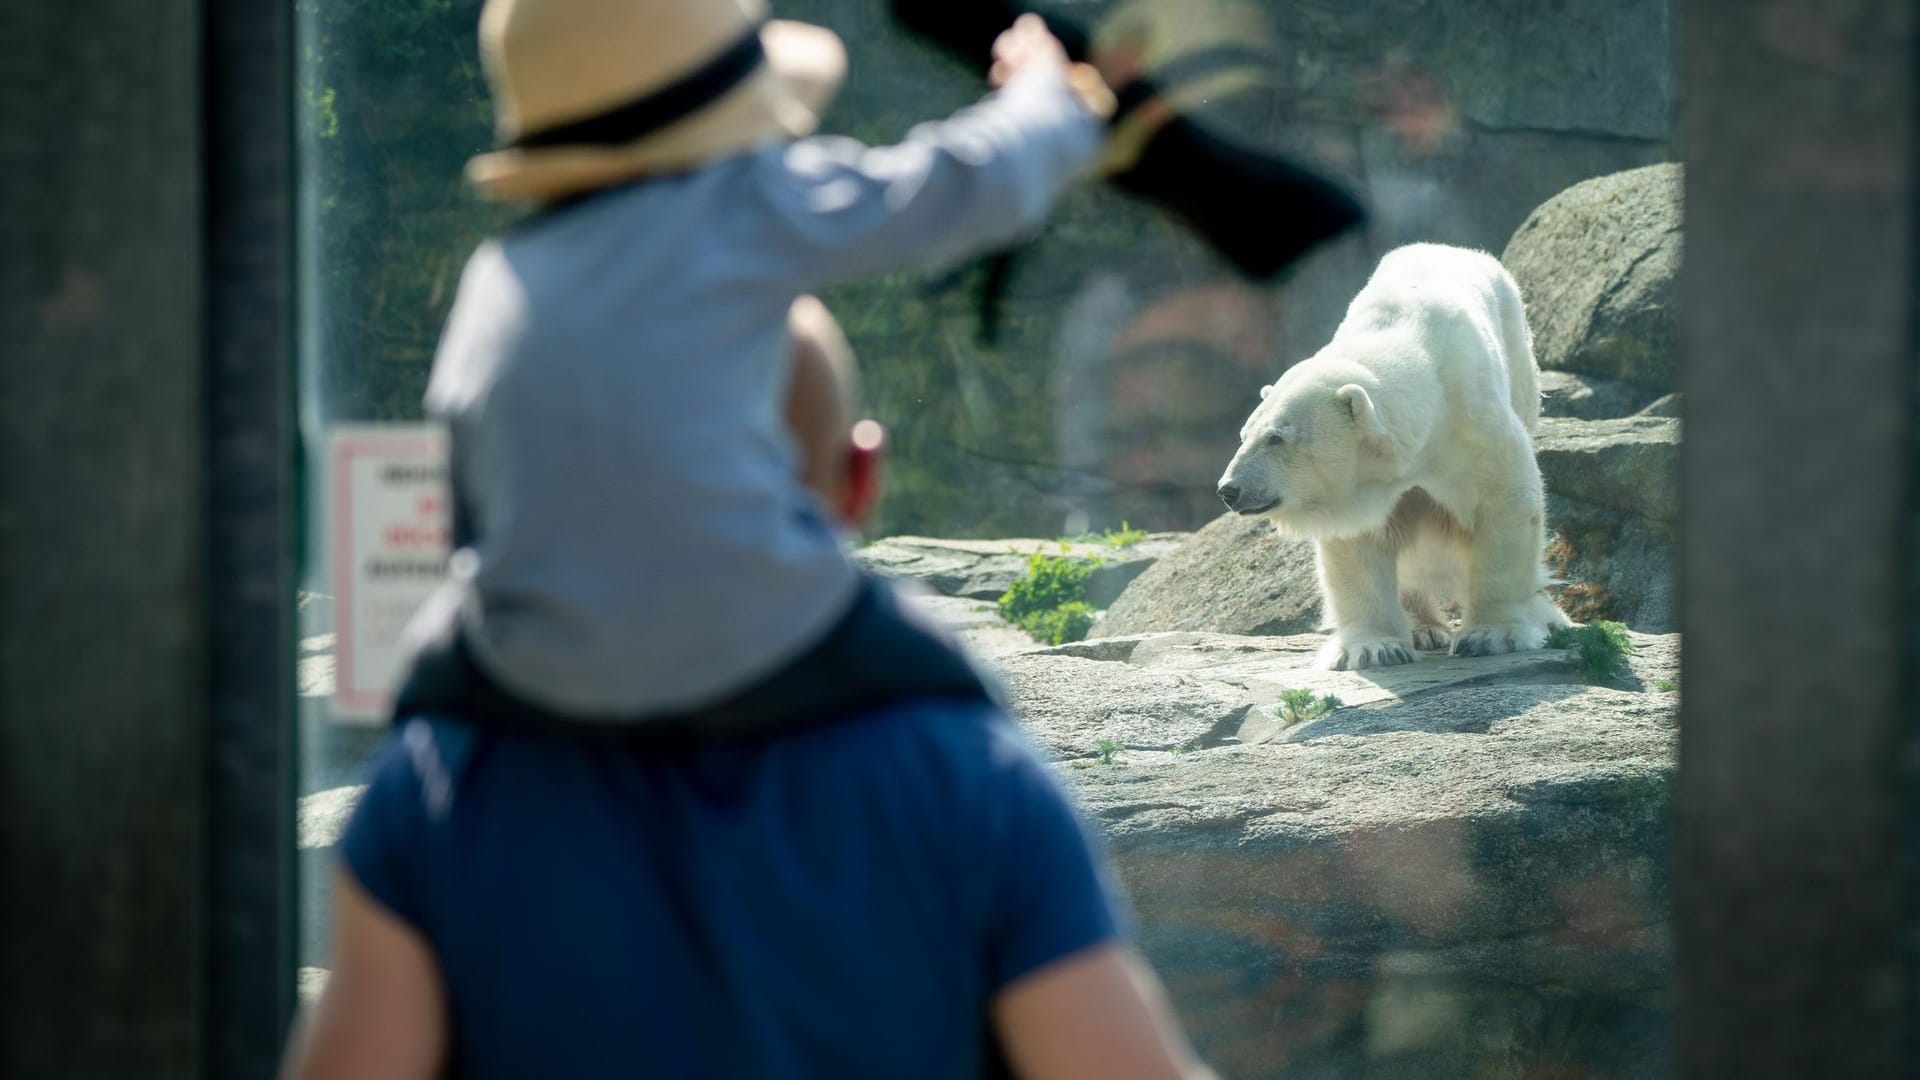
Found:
[390,574,1001,746]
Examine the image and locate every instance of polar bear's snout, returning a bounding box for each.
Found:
[1217,448,1283,515]
[1216,480,1278,515]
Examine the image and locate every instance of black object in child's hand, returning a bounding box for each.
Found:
[889,0,1368,282]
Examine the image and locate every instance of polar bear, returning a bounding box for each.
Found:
[1216,243,1569,670]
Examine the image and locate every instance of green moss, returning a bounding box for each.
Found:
[1545,621,1636,682]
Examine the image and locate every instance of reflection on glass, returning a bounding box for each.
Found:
[296,1,1681,1076]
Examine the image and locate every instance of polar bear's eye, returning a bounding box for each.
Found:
[1265,433,1285,448]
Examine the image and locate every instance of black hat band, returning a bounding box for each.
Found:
[510,22,770,151]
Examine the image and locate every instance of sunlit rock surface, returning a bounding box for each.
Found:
[852,533,1186,607]
[300,585,1678,1078]
[1005,628,1677,1080]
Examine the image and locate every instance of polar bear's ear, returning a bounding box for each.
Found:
[1337,384,1388,437]
[1258,383,1274,400]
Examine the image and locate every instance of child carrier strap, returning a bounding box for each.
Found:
[389,574,1001,745]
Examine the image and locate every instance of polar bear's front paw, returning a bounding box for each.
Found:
[1410,624,1452,652]
[1451,623,1549,658]
[1318,632,1418,671]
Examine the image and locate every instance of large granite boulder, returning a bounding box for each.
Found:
[1536,417,1680,631]
[1092,513,1322,638]
[1503,163,1682,391]
[852,534,1186,608]
[1006,629,1679,1080]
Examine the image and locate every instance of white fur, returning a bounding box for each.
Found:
[1217,243,1570,670]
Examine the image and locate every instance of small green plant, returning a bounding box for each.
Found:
[998,552,1101,645]
[1276,689,1342,726]
[1545,621,1636,682]
[1022,602,1095,646]
[1062,521,1149,549]
[1655,677,1679,693]
[1093,738,1124,765]
[1170,741,1198,757]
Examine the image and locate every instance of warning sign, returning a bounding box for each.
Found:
[328,424,451,722]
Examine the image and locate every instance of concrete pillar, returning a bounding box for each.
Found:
[1676,1,1915,1074]
[0,0,294,1076]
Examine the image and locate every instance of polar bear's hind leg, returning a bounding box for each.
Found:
[1403,589,1453,651]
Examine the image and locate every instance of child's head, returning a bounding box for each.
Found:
[785,297,884,529]
[467,0,847,202]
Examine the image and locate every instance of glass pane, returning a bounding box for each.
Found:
[296,1,1679,1075]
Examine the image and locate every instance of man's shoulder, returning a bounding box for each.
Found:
[351,716,485,824]
[779,699,1033,787]
[388,700,1037,803]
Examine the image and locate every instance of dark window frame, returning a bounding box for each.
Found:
[0,0,295,1076]
[0,0,1914,1076]
[202,0,299,1074]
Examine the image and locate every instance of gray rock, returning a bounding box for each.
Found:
[902,593,1038,659]
[298,634,334,698]
[1009,629,1679,1080]
[1504,163,1683,390]
[1535,417,1679,631]
[299,967,331,1007]
[1535,417,1679,525]
[852,534,1186,607]
[1538,369,1662,420]
[1547,499,1677,633]
[995,650,1253,760]
[299,784,364,968]
[296,598,1681,1080]
[298,591,333,635]
[1635,392,1682,418]
[1093,514,1322,638]
[299,784,363,851]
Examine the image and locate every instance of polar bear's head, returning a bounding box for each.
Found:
[1216,363,1414,539]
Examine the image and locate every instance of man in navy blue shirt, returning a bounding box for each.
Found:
[282,294,1216,1080]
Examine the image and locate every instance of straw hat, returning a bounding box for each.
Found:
[468,0,847,201]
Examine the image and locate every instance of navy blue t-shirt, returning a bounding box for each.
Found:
[339,702,1126,1079]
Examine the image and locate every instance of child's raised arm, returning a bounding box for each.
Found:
[743,17,1111,290]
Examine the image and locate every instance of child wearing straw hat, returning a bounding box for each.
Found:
[287,1,1214,1078]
